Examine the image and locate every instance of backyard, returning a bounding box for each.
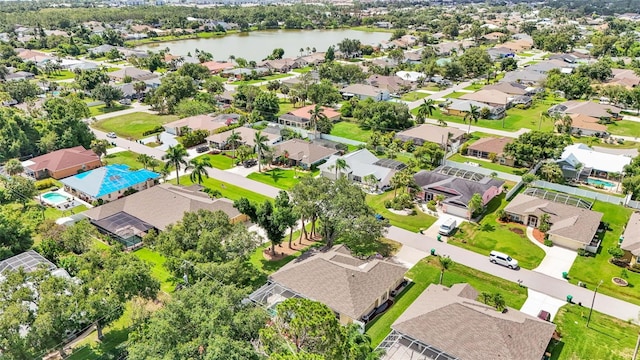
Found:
[568,202,638,305]
[448,194,546,269]
[366,256,528,346]
[400,91,429,101]
[133,248,175,294]
[447,153,527,175]
[607,120,640,137]
[277,98,295,116]
[175,175,271,204]
[102,151,162,171]
[92,112,178,139]
[365,192,437,233]
[330,121,372,142]
[246,168,318,190]
[550,304,640,360]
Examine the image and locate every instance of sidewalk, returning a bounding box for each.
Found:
[525,227,577,281]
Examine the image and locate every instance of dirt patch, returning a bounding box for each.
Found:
[532,228,546,243]
[262,234,322,261]
[509,227,525,236]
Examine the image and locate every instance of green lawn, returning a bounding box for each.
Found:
[400,92,429,101]
[246,168,317,190]
[277,99,295,116]
[292,67,313,73]
[102,151,159,171]
[550,304,640,360]
[88,104,131,117]
[197,153,236,170]
[365,192,437,232]
[607,120,640,137]
[41,69,76,81]
[174,175,271,204]
[233,73,291,86]
[572,137,639,149]
[92,112,178,139]
[448,194,546,269]
[443,91,466,99]
[67,303,133,360]
[330,121,372,142]
[350,25,396,33]
[133,248,175,294]
[448,153,526,175]
[366,256,528,346]
[519,52,535,57]
[568,202,638,304]
[463,82,485,91]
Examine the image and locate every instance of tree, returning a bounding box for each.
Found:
[4,158,23,176]
[307,80,342,106]
[187,157,212,184]
[415,98,436,124]
[1,80,42,103]
[337,38,361,58]
[500,57,518,72]
[331,158,350,179]
[538,213,551,234]
[254,91,280,122]
[353,99,413,132]
[493,293,506,312]
[3,176,37,208]
[74,69,109,91]
[147,73,197,114]
[459,47,492,78]
[325,46,335,62]
[162,145,188,185]
[467,193,484,220]
[463,104,481,134]
[177,62,210,81]
[92,84,123,108]
[203,76,225,94]
[175,99,215,118]
[254,130,270,172]
[234,198,286,255]
[275,191,299,249]
[504,131,572,167]
[538,162,564,183]
[90,139,110,160]
[308,103,328,133]
[133,81,147,99]
[0,211,33,260]
[226,130,242,159]
[438,255,453,285]
[60,219,99,254]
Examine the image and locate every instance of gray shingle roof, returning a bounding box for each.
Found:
[621,212,640,256]
[414,170,504,208]
[392,283,556,360]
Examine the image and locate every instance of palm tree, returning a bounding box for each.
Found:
[363,174,378,192]
[133,81,146,100]
[437,118,448,127]
[464,104,480,134]
[438,255,453,285]
[136,154,152,169]
[493,293,506,312]
[308,104,328,133]
[226,130,242,159]
[187,158,212,184]
[331,158,350,179]
[467,193,484,221]
[5,158,23,176]
[415,99,436,124]
[253,131,270,172]
[162,145,188,185]
[343,324,385,360]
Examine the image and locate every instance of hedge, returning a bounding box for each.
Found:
[142,126,165,137]
[212,123,241,134]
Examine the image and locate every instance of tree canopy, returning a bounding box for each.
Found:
[504,131,572,166]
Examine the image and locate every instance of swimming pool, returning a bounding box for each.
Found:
[41,192,69,206]
[587,178,615,188]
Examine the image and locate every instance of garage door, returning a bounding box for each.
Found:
[444,204,468,218]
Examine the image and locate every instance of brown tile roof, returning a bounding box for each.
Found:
[25,146,100,173]
[467,137,512,155]
[395,124,466,146]
[288,105,340,120]
[562,101,622,118]
[201,61,234,73]
[460,89,511,106]
[504,194,603,245]
[272,139,339,164]
[391,283,556,360]
[270,245,406,320]
[206,127,279,147]
[621,212,640,256]
[567,113,607,133]
[82,184,241,231]
[164,114,227,132]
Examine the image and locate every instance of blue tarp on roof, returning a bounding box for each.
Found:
[61,164,159,198]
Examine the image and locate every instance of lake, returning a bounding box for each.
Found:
[136,29,390,62]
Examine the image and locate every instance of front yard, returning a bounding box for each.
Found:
[568,202,638,305]
[102,151,162,171]
[175,175,272,204]
[196,153,236,170]
[448,194,546,269]
[330,121,372,142]
[447,153,527,175]
[550,304,640,360]
[88,104,131,117]
[92,112,178,139]
[246,168,318,190]
[400,91,429,101]
[365,192,437,233]
[366,256,528,346]
[607,120,640,137]
[233,73,292,86]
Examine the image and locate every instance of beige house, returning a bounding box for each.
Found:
[206,127,280,149]
[395,124,466,149]
[504,194,604,252]
[272,139,339,169]
[466,137,515,167]
[380,283,556,360]
[163,114,228,136]
[621,212,640,265]
[254,245,406,325]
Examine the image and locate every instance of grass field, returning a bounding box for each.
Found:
[133,248,175,294]
[233,73,291,86]
[197,153,236,170]
[568,202,638,304]
[292,67,313,73]
[175,175,271,204]
[277,98,295,116]
[463,82,485,91]
[88,104,131,117]
[550,304,640,360]
[366,256,528,346]
[607,120,640,137]
[350,25,396,33]
[443,91,466,99]
[448,194,546,269]
[102,151,160,171]
[92,112,178,139]
[447,153,526,175]
[41,69,76,81]
[366,192,437,232]
[247,168,317,190]
[330,121,372,142]
[400,92,429,101]
[572,136,640,149]
[67,303,133,360]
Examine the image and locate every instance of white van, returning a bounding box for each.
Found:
[438,218,457,236]
[489,251,519,269]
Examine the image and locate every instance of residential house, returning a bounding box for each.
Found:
[395,124,466,149]
[201,61,234,74]
[487,46,514,60]
[444,99,505,119]
[281,71,320,88]
[403,51,422,64]
[0,250,56,274]
[277,104,341,129]
[482,31,505,42]
[459,89,515,108]
[340,84,390,101]
[549,101,622,121]
[366,75,412,94]
[61,164,159,203]
[527,59,574,74]
[556,143,631,180]
[108,67,158,82]
[82,183,246,247]
[395,71,426,83]
[216,90,235,106]
[500,38,534,52]
[621,212,640,265]
[319,149,405,188]
[22,146,102,180]
[484,81,533,96]
[206,126,280,149]
[295,52,326,67]
[16,49,52,64]
[116,82,148,100]
[500,69,547,85]
[251,245,406,325]
[466,137,515,166]
[505,193,604,251]
[5,71,36,82]
[432,40,474,56]
[380,283,556,360]
[563,113,608,137]
[606,68,640,88]
[272,139,339,169]
[260,58,301,73]
[221,67,270,79]
[414,167,504,218]
[549,52,591,65]
[163,114,227,136]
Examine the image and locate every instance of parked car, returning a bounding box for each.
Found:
[119,99,131,105]
[196,145,209,153]
[381,185,392,192]
[489,250,519,269]
[438,218,457,236]
[243,159,257,168]
[106,132,117,138]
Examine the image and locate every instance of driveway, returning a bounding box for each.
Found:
[420,211,468,240]
[140,131,179,151]
[519,289,567,321]
[526,227,577,281]
[391,246,429,269]
[225,164,258,177]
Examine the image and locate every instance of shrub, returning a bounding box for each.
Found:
[629,263,640,273]
[544,239,553,247]
[426,201,437,212]
[459,142,469,155]
[142,125,165,137]
[496,209,509,222]
[577,248,586,256]
[391,193,413,210]
[213,123,241,134]
[180,129,209,148]
[384,200,392,209]
[35,178,56,190]
[608,246,625,259]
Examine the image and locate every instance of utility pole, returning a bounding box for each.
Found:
[586,279,603,328]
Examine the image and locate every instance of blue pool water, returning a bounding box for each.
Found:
[587,178,615,187]
[42,192,69,205]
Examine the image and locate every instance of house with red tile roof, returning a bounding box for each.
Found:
[278,104,341,129]
[22,146,102,180]
[201,61,234,74]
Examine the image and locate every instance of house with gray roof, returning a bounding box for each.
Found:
[414,167,504,218]
[272,139,339,169]
[444,99,505,119]
[501,69,546,85]
[621,212,640,265]
[504,193,604,251]
[108,67,158,82]
[340,84,390,101]
[379,283,556,360]
[251,245,406,325]
[318,149,405,188]
[395,124,466,149]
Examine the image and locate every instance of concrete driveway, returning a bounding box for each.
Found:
[225,164,258,177]
[520,289,567,321]
[421,211,468,240]
[392,246,429,269]
[141,131,179,151]
[526,227,577,281]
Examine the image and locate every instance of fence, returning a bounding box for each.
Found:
[505,161,543,201]
[442,159,522,182]
[320,134,366,146]
[531,180,627,206]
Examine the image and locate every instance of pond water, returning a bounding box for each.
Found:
[136,29,390,62]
